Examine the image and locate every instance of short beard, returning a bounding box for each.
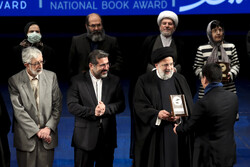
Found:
[160,30,173,38]
[100,72,108,78]
[93,68,108,79]
[158,69,173,80]
[87,28,105,42]
[29,65,43,76]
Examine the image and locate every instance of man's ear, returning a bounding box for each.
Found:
[24,63,29,68]
[155,63,158,68]
[89,63,92,69]
[204,76,209,84]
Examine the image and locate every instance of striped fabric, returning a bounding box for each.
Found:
[193,42,240,99]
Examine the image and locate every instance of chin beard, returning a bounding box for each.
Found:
[158,69,173,80]
[101,73,108,78]
[161,31,173,38]
[30,68,43,76]
[87,29,105,42]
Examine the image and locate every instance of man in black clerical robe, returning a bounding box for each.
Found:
[133,47,193,167]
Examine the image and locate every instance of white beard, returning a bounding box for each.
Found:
[157,68,173,80]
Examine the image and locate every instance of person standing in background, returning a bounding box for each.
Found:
[68,13,123,79]
[193,20,240,99]
[11,21,56,77]
[129,10,196,162]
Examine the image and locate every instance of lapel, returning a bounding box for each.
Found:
[170,39,178,61]
[101,76,109,103]
[21,70,37,109]
[82,35,91,54]
[84,72,98,105]
[38,71,48,110]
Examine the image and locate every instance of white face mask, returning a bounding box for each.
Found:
[27,32,42,44]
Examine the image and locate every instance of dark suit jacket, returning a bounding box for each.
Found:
[177,86,238,167]
[68,33,123,78]
[0,93,11,167]
[67,72,125,151]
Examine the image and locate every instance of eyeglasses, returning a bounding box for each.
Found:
[88,24,102,28]
[98,62,111,68]
[29,61,45,66]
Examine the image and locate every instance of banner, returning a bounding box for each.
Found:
[0,0,248,16]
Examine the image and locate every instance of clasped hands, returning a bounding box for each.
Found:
[95,101,105,117]
[37,127,51,144]
[158,110,180,122]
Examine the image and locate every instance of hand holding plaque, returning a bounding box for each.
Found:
[217,62,230,83]
[169,94,188,117]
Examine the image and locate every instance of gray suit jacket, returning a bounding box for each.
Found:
[8,69,62,152]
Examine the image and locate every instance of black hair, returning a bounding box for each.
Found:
[24,21,39,35]
[210,20,224,31]
[202,63,222,83]
[88,49,109,65]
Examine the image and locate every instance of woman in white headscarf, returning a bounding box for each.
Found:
[193,20,240,99]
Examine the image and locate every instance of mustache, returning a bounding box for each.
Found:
[101,70,108,73]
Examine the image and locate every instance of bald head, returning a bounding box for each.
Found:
[85,13,102,26]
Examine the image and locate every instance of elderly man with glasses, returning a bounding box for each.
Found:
[8,46,62,167]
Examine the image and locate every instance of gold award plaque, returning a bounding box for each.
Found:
[217,62,230,83]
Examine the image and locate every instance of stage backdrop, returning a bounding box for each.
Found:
[0,0,249,16]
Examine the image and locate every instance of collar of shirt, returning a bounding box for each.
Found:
[89,70,102,101]
[160,34,172,47]
[204,82,223,95]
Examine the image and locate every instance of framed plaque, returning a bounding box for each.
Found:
[169,94,188,117]
[216,62,230,83]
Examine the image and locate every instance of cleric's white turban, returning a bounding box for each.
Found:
[157,10,178,27]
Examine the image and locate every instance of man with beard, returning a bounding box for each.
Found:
[67,49,125,167]
[133,47,193,167]
[129,11,195,161]
[8,47,62,167]
[68,13,123,79]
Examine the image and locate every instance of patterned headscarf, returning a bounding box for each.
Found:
[206,20,230,64]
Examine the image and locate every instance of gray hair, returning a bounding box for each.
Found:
[22,47,42,64]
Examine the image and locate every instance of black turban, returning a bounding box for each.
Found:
[24,21,38,35]
[151,47,175,64]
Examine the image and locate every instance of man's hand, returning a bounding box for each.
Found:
[37,127,51,143]
[173,124,178,135]
[95,101,105,116]
[158,110,171,120]
[158,110,180,122]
